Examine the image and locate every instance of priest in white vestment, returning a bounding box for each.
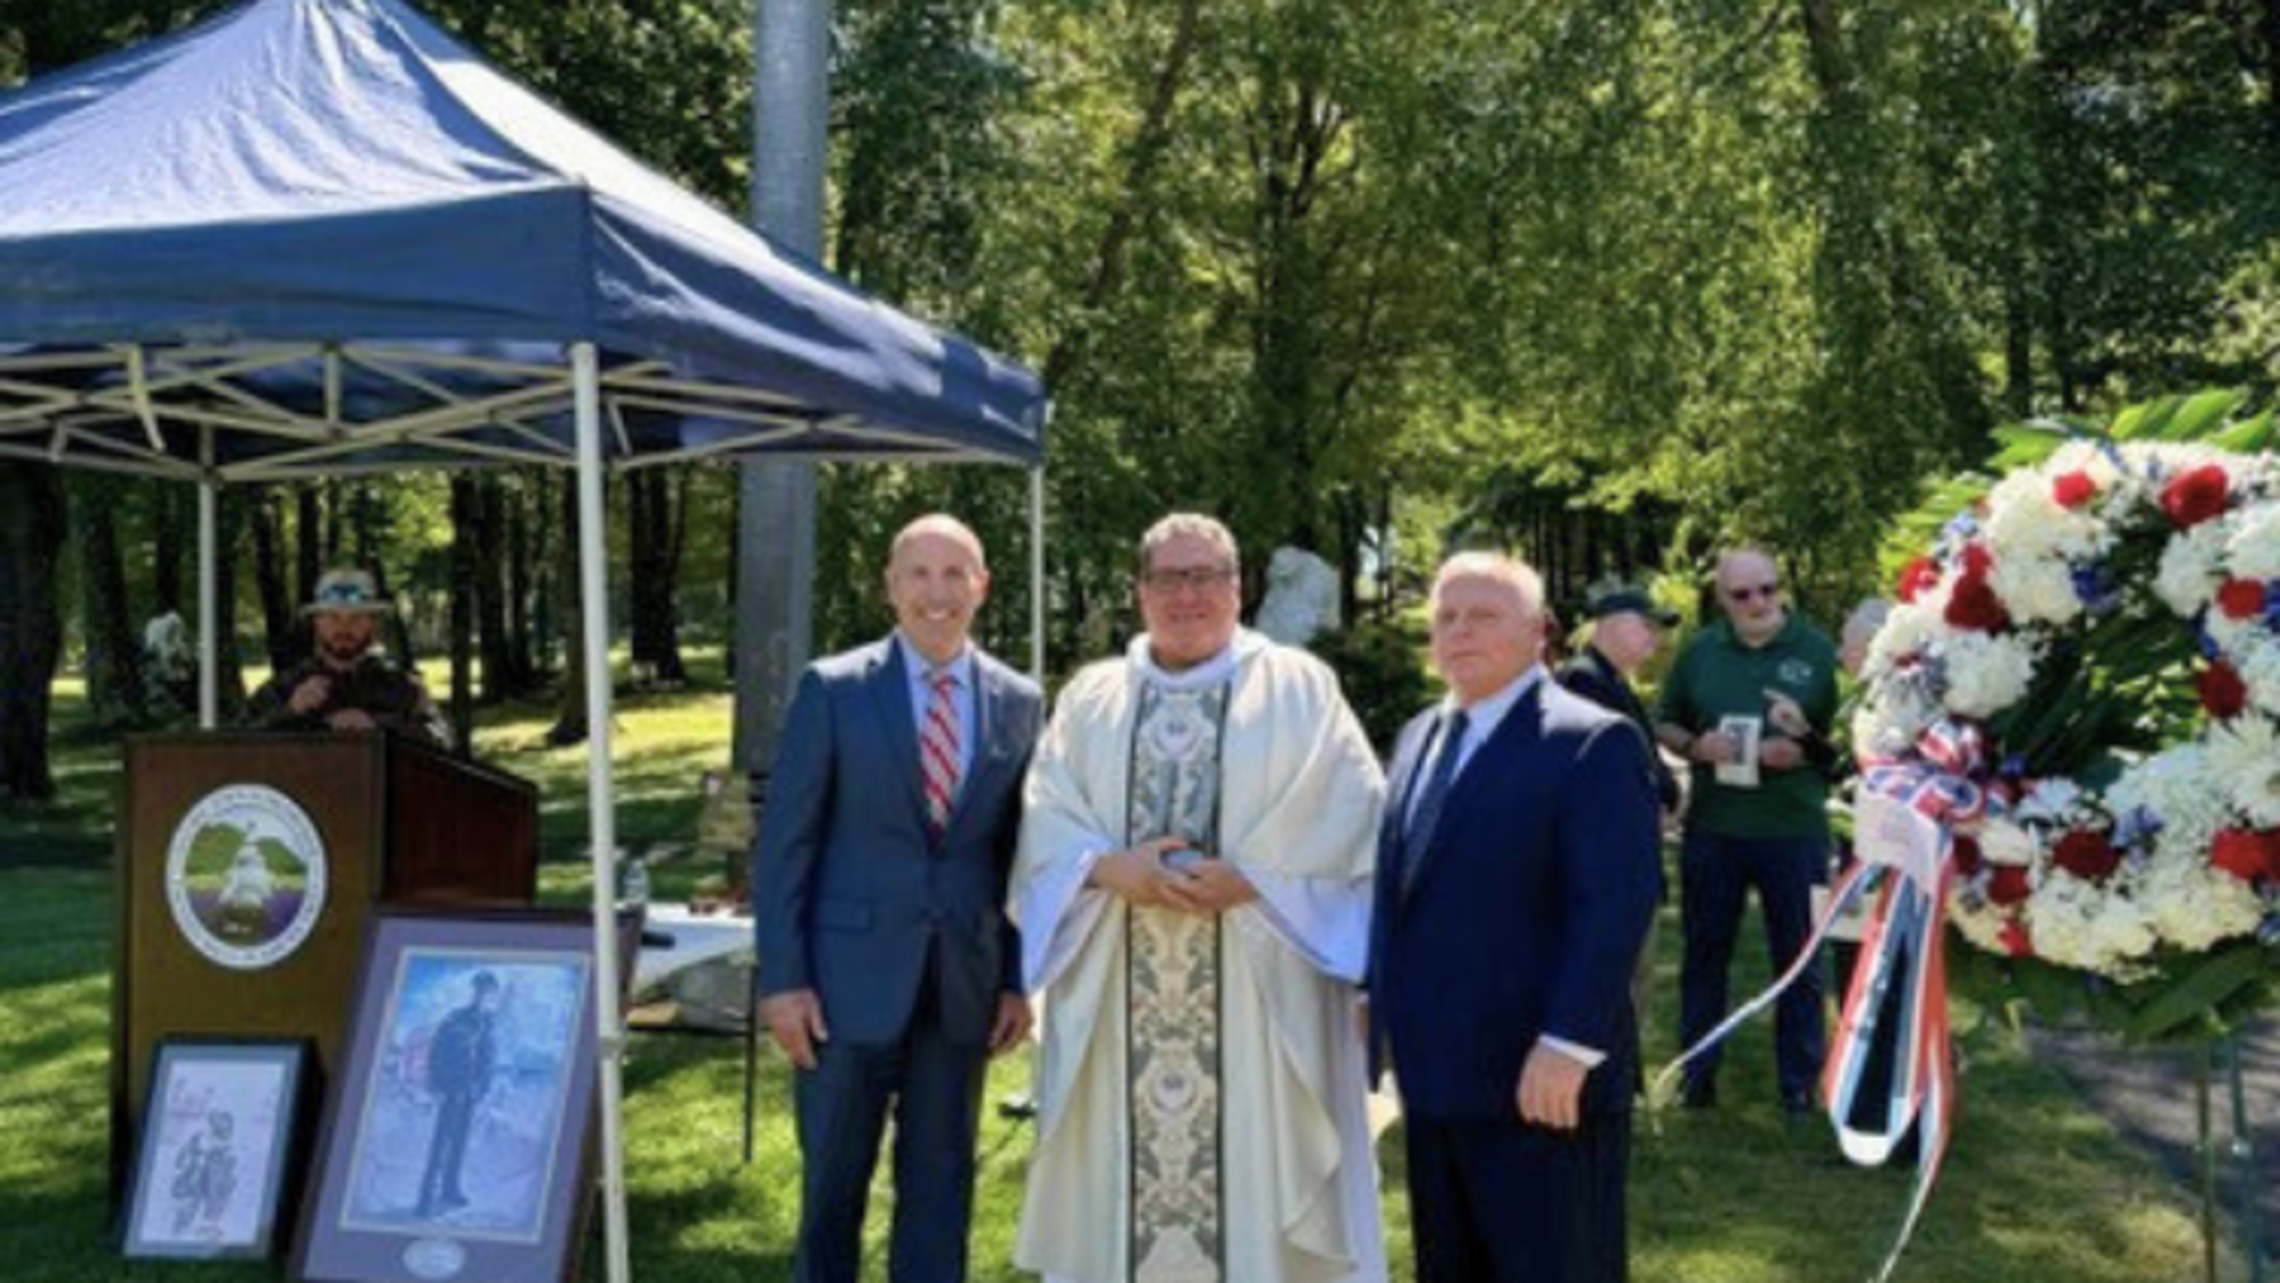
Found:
[1013,513,1388,1283]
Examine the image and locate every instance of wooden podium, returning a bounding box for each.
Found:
[112,732,538,1198]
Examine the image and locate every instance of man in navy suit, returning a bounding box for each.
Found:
[1370,552,1663,1283]
[753,514,1043,1283]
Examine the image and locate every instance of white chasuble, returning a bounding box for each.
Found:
[1013,631,1387,1283]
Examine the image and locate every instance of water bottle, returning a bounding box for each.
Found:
[620,850,650,908]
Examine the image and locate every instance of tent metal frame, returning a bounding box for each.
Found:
[7,334,1046,1283]
[0,341,1013,483]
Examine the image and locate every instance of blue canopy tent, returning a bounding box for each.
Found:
[0,0,1048,1275]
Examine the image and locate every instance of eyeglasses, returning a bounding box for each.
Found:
[1141,566,1236,593]
[1725,583,1779,603]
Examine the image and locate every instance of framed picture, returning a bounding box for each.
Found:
[122,1038,313,1261]
[294,910,629,1283]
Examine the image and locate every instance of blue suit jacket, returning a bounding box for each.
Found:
[1368,679,1663,1120]
[753,638,1043,1046]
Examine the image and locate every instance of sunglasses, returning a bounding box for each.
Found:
[1725,583,1779,603]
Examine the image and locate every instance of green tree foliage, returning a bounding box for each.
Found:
[9,0,2280,720]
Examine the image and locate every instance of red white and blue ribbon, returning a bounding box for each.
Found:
[1655,719,1985,1283]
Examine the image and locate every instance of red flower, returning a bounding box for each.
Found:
[2051,830,2122,883]
[1945,573,2013,632]
[1897,556,1941,604]
[2216,578,2267,621]
[2200,662,2249,720]
[2161,464,2231,528]
[1998,919,2034,958]
[1986,864,2032,906]
[1952,834,1984,876]
[1961,543,1994,577]
[2051,471,2098,510]
[2210,828,2280,884]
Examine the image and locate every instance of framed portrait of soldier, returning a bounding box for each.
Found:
[293,911,612,1283]
[122,1039,314,1261]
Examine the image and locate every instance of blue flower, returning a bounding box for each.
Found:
[1942,511,1981,543]
[2259,913,2280,948]
[2194,613,2221,660]
[2071,562,2122,615]
[2263,580,2280,633]
[1999,754,2030,781]
[2114,806,2164,850]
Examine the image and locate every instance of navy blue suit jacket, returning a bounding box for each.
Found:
[1369,678,1663,1120]
[753,638,1042,1046]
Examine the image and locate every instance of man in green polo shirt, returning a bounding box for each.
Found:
[1654,548,1839,1114]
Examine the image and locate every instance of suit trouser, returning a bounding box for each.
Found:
[792,963,988,1283]
[1677,829,1828,1102]
[1404,1110,1631,1283]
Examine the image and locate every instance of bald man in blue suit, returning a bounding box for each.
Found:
[753,515,1042,1283]
[1369,552,1663,1283]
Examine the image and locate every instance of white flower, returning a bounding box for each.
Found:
[1864,601,1944,683]
[2155,524,2228,618]
[2204,716,2280,827]
[1988,555,2085,627]
[2134,856,2265,953]
[2014,777,2087,828]
[1852,701,1924,760]
[2237,641,2280,717]
[1975,817,2041,868]
[2025,873,2157,974]
[2227,500,2280,580]
[2045,441,2129,501]
[2107,745,2231,863]
[1935,631,2038,718]
[2205,609,2264,659]
[1985,472,2107,562]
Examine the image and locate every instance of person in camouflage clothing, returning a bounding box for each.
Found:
[246,568,449,749]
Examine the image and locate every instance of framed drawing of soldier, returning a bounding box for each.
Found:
[121,1039,313,1261]
[293,911,616,1283]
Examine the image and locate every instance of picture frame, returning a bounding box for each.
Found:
[122,1037,314,1261]
[293,909,630,1283]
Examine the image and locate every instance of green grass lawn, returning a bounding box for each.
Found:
[0,667,2221,1281]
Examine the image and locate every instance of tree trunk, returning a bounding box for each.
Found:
[627,469,689,685]
[248,486,298,674]
[213,490,250,721]
[448,477,478,748]
[507,481,535,691]
[69,475,147,730]
[532,472,558,681]
[295,484,323,618]
[152,482,188,617]
[0,464,67,803]
[475,479,517,703]
[547,473,591,746]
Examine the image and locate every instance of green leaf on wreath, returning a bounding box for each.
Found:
[2210,407,2276,453]
[2122,945,2269,1044]
[2107,397,2172,441]
[1989,423,2071,469]
[2152,387,2245,441]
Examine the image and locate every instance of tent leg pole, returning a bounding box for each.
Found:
[1028,465,1045,685]
[573,342,633,1283]
[197,433,218,730]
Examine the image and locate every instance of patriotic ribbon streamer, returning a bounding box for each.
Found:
[1655,723,1982,1283]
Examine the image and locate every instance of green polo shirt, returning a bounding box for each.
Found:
[1655,614,1840,840]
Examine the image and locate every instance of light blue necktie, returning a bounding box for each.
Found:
[1400,708,1469,894]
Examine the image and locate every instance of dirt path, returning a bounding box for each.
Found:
[2033,1018,2277,1274]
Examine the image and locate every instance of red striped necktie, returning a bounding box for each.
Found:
[920,666,962,839]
